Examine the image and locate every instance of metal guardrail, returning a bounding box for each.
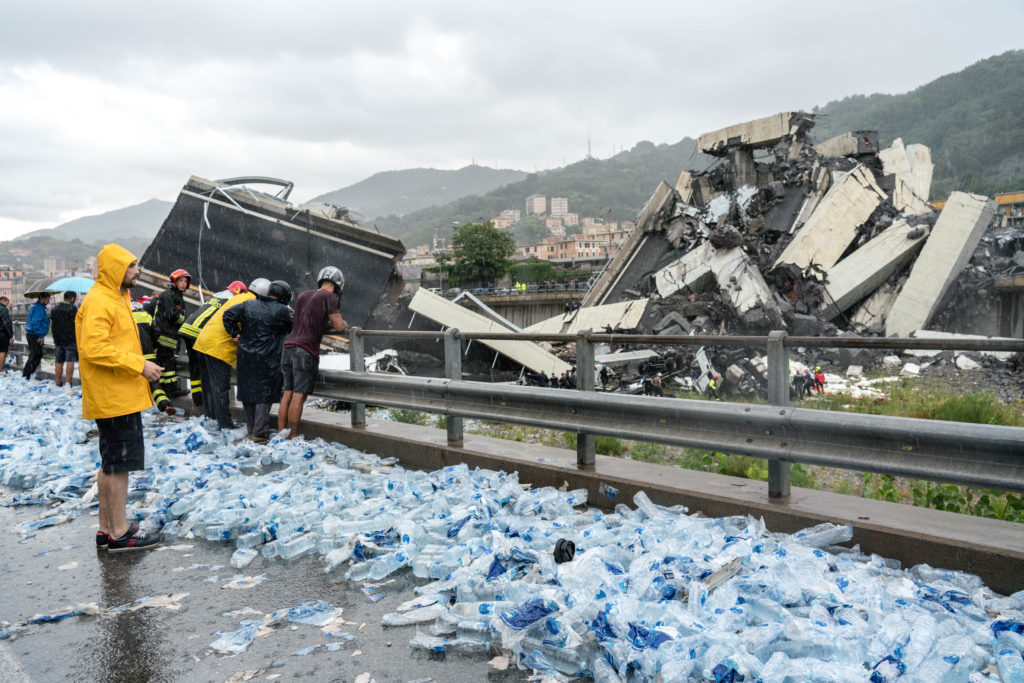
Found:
[9,324,1024,499]
[336,328,1024,499]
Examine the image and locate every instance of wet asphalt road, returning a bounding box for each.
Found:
[0,490,531,683]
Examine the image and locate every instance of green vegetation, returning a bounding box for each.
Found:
[812,50,1024,199]
[387,408,430,426]
[510,260,593,284]
[449,222,516,287]
[372,139,712,246]
[309,165,527,221]
[595,436,625,457]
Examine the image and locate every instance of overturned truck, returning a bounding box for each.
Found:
[138,175,407,328]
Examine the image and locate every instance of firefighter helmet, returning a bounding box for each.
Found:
[248,278,271,297]
[169,269,192,284]
[227,280,247,295]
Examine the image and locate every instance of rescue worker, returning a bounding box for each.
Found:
[814,365,826,393]
[152,269,191,398]
[223,280,293,442]
[132,299,176,416]
[707,374,720,400]
[22,292,50,380]
[178,280,251,409]
[651,372,664,397]
[599,364,610,391]
[193,280,258,429]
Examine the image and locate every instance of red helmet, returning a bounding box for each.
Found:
[227,280,247,295]
[169,268,192,283]
[137,296,152,303]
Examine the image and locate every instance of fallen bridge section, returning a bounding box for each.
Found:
[886,191,997,337]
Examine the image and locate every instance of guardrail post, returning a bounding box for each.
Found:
[766,330,790,498]
[576,332,596,470]
[444,329,464,447]
[349,327,366,429]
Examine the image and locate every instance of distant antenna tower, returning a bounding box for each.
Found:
[587,135,593,159]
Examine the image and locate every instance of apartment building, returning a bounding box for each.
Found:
[500,209,522,223]
[550,197,568,217]
[525,194,547,215]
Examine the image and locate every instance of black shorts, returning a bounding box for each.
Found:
[0,336,9,353]
[55,344,78,363]
[96,412,145,474]
[281,346,318,395]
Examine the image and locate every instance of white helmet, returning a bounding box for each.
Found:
[248,278,271,297]
[317,266,345,293]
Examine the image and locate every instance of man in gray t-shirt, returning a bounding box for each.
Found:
[278,266,347,439]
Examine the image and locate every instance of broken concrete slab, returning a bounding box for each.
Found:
[820,219,929,320]
[408,288,571,376]
[846,365,863,377]
[955,354,980,371]
[655,242,783,327]
[891,176,933,215]
[675,170,694,204]
[879,138,933,203]
[905,330,1017,361]
[813,131,879,158]
[698,112,813,155]
[900,362,921,377]
[885,192,997,337]
[774,165,887,271]
[849,283,898,333]
[525,298,650,336]
[882,355,901,369]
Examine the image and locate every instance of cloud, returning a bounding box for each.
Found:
[1,0,1022,240]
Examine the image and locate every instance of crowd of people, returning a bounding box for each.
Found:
[7,244,350,552]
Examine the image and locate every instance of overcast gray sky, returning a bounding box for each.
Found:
[1,0,1021,240]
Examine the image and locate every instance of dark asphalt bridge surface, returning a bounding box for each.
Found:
[0,496,529,683]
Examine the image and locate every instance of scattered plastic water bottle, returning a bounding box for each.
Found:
[230,548,258,569]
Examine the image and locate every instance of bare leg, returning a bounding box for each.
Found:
[54,362,65,386]
[0,352,6,372]
[65,362,75,386]
[278,390,294,432]
[285,392,307,439]
[98,469,130,538]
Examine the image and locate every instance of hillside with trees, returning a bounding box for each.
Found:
[811,50,1024,199]
[373,139,714,247]
[308,165,527,221]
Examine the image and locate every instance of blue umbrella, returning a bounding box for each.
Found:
[45,276,95,294]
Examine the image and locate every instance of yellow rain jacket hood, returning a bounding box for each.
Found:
[76,244,153,420]
[194,292,255,367]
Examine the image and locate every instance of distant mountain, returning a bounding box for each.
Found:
[17,198,173,243]
[372,139,714,247]
[309,165,528,220]
[811,50,1024,199]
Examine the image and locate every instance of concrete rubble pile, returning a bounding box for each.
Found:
[581,112,1020,385]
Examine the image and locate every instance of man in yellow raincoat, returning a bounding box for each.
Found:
[76,244,164,552]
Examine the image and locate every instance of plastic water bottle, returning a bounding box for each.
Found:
[997,648,1024,683]
[231,548,258,569]
[278,532,317,560]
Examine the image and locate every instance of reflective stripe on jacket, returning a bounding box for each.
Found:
[193,292,255,367]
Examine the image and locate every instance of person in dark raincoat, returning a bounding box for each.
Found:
[222,280,294,442]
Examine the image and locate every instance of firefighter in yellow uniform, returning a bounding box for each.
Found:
[178,280,250,409]
[132,299,175,416]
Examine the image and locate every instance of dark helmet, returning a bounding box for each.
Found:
[268,280,292,305]
[317,266,345,293]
